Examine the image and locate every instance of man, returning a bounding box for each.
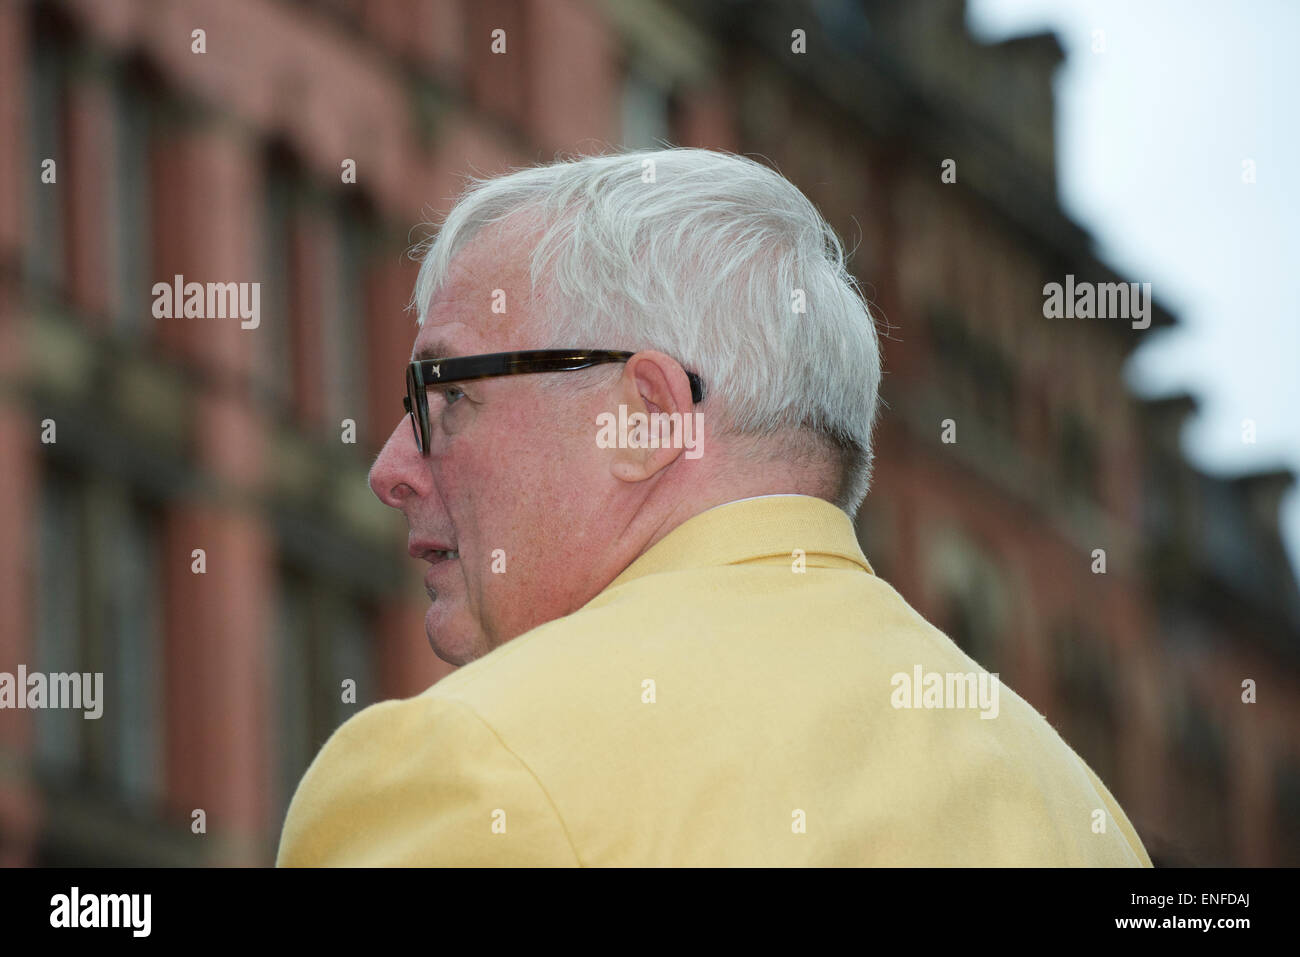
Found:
[276,148,1151,866]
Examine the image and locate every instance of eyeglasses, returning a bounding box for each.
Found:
[402,349,706,455]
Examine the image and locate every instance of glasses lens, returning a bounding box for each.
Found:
[401,396,420,452]
[404,369,426,454]
[408,409,422,452]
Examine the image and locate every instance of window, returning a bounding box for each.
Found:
[272,572,313,826]
[108,62,155,335]
[34,471,163,803]
[324,200,370,433]
[814,0,870,57]
[34,472,84,774]
[1050,622,1117,786]
[258,150,297,409]
[927,306,1017,432]
[1166,690,1230,864]
[939,587,1000,671]
[100,494,163,802]
[271,569,376,834]
[257,156,372,433]
[970,345,1016,430]
[1059,412,1099,500]
[25,14,69,293]
[924,525,1008,673]
[621,59,672,149]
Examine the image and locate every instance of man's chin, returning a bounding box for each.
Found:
[424,603,487,666]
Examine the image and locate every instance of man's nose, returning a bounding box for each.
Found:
[369,417,432,508]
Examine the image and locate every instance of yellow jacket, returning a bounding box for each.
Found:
[277,494,1151,866]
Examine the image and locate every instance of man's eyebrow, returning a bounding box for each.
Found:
[412,342,460,362]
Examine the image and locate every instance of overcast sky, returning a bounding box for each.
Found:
[968,0,1300,583]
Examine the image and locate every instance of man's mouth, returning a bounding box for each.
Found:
[411,540,458,608]
[409,538,459,564]
[422,549,458,604]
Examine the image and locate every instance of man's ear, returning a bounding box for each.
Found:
[604,350,699,484]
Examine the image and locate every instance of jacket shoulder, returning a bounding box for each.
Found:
[276,693,580,866]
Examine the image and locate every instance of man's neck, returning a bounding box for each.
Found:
[632,488,830,560]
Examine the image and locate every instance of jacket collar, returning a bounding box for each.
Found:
[599,494,874,596]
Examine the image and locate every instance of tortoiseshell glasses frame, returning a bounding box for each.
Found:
[402,350,705,455]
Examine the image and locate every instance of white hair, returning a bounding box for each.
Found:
[409,148,882,516]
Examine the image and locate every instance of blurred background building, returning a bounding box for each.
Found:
[0,0,1296,866]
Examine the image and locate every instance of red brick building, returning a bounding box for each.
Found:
[0,0,1296,865]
